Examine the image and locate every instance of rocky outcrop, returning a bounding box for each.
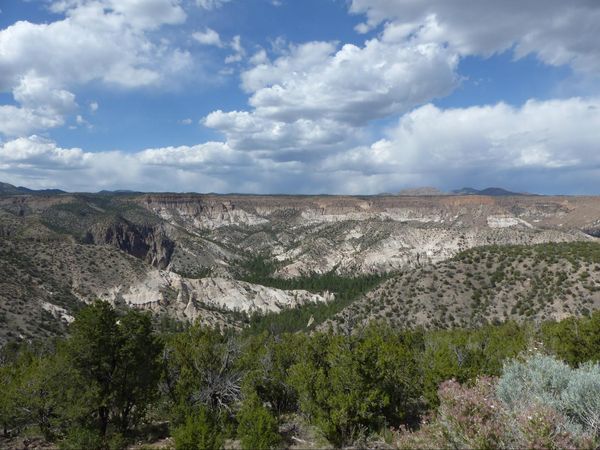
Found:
[84,220,175,269]
[140,195,269,230]
[102,271,334,321]
[134,193,600,231]
[131,194,600,277]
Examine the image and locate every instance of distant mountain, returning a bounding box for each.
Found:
[397,187,448,196]
[0,181,66,196]
[0,182,536,197]
[97,189,143,195]
[452,187,524,196]
[392,186,528,197]
[0,182,23,195]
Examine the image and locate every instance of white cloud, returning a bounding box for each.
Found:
[192,28,223,47]
[249,49,269,65]
[200,2,599,172]
[108,0,186,30]
[138,141,249,168]
[321,97,600,193]
[196,0,232,10]
[0,0,191,138]
[0,74,77,136]
[0,137,259,193]
[204,110,357,154]
[191,28,245,64]
[0,2,191,92]
[354,22,370,34]
[12,74,76,112]
[0,105,67,137]
[0,135,86,168]
[49,0,186,30]
[241,41,336,92]
[205,36,457,154]
[224,35,245,64]
[350,0,600,73]
[4,98,600,194]
[243,39,458,125]
[2,0,597,196]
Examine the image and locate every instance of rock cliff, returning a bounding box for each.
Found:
[84,220,175,269]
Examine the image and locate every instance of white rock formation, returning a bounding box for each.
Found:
[104,270,333,321]
[41,301,75,323]
[487,215,533,228]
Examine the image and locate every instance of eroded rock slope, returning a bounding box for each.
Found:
[2,191,600,343]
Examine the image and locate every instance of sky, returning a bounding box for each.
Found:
[0,0,599,194]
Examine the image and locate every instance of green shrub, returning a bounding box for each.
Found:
[542,311,600,366]
[237,393,280,450]
[288,326,423,447]
[58,427,103,450]
[173,408,223,450]
[107,432,128,450]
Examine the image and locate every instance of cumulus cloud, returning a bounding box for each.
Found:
[200,0,599,166]
[0,74,77,136]
[240,41,336,93]
[0,0,191,137]
[243,39,457,125]
[49,0,186,30]
[350,0,600,73]
[204,110,357,155]
[3,98,600,194]
[0,105,67,137]
[321,97,600,193]
[0,1,190,92]
[249,49,269,66]
[192,28,223,47]
[2,0,597,196]
[138,141,250,168]
[0,137,238,192]
[205,36,458,154]
[0,136,86,169]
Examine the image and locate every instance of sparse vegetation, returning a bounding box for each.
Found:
[330,242,600,331]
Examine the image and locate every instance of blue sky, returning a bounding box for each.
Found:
[0,0,599,194]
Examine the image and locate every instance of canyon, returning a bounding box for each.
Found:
[1,185,600,343]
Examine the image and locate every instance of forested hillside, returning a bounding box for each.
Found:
[1,303,599,449]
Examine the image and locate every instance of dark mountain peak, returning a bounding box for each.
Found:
[0,182,23,195]
[452,187,524,196]
[97,189,142,196]
[0,181,66,196]
[397,187,448,196]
